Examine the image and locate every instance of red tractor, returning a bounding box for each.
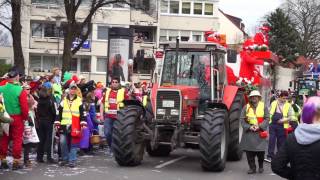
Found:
[112,40,254,171]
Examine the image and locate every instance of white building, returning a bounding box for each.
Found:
[0,0,247,83]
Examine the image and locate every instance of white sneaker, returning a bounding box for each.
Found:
[264,158,271,163]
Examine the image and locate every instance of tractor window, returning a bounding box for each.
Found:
[161,51,211,94]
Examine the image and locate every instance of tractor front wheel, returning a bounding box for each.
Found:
[112,105,145,166]
[200,108,229,172]
[227,91,245,161]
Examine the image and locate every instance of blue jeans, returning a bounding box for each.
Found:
[104,117,115,147]
[60,133,78,163]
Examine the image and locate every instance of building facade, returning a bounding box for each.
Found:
[0,0,247,83]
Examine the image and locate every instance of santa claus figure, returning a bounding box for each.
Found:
[238,39,264,85]
[253,24,270,49]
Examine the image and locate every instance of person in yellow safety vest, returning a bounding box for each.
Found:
[240,90,269,174]
[265,91,294,163]
[54,83,86,168]
[288,94,301,130]
[99,76,129,157]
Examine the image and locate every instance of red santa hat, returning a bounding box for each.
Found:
[259,25,270,32]
[72,75,79,83]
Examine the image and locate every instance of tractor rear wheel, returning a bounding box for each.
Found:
[227,91,245,161]
[146,142,171,157]
[200,109,229,172]
[112,105,145,166]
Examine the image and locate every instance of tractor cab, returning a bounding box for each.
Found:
[156,42,227,124]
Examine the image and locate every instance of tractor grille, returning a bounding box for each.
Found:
[156,90,181,123]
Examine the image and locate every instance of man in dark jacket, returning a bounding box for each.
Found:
[36,87,56,163]
[271,97,320,179]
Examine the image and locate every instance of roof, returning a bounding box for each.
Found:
[219,9,248,37]
[159,42,226,52]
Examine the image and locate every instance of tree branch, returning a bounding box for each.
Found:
[0,21,12,33]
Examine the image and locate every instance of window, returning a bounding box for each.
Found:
[31,23,42,37]
[70,58,77,71]
[0,59,6,64]
[97,26,108,40]
[194,3,202,15]
[29,55,42,72]
[142,0,150,11]
[168,30,178,41]
[44,24,58,37]
[192,31,202,42]
[180,31,190,41]
[205,3,213,15]
[161,0,169,13]
[169,1,179,14]
[80,58,91,72]
[96,58,107,72]
[160,30,167,41]
[182,2,191,14]
[42,56,56,72]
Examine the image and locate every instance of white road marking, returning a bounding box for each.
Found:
[155,156,187,169]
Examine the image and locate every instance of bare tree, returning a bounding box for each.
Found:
[0,0,25,71]
[286,0,320,60]
[59,0,150,74]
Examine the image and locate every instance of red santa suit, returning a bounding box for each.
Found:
[239,51,264,84]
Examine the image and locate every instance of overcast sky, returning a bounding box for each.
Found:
[219,0,284,35]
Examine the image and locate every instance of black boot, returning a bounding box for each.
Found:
[247,169,256,174]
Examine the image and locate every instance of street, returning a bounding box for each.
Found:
[1,148,283,180]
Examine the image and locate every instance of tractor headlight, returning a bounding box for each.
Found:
[171,109,179,116]
[157,109,166,115]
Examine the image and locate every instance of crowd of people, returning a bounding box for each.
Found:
[0,66,149,170]
[1,66,320,179]
[241,89,320,179]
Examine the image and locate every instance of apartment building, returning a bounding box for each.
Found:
[0,0,247,82]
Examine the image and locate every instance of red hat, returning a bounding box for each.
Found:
[259,25,270,32]
[72,75,79,83]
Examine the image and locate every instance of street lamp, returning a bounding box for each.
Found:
[53,15,63,70]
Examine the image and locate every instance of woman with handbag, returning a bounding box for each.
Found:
[79,92,100,155]
[54,83,86,168]
[22,83,39,167]
[240,90,270,174]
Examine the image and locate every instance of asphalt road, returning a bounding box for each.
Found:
[1,148,284,180]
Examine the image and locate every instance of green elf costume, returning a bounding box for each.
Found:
[0,69,29,170]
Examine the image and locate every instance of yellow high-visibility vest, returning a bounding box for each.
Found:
[292,104,301,123]
[246,101,265,125]
[61,96,82,125]
[270,100,291,129]
[104,88,125,113]
[142,95,148,107]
